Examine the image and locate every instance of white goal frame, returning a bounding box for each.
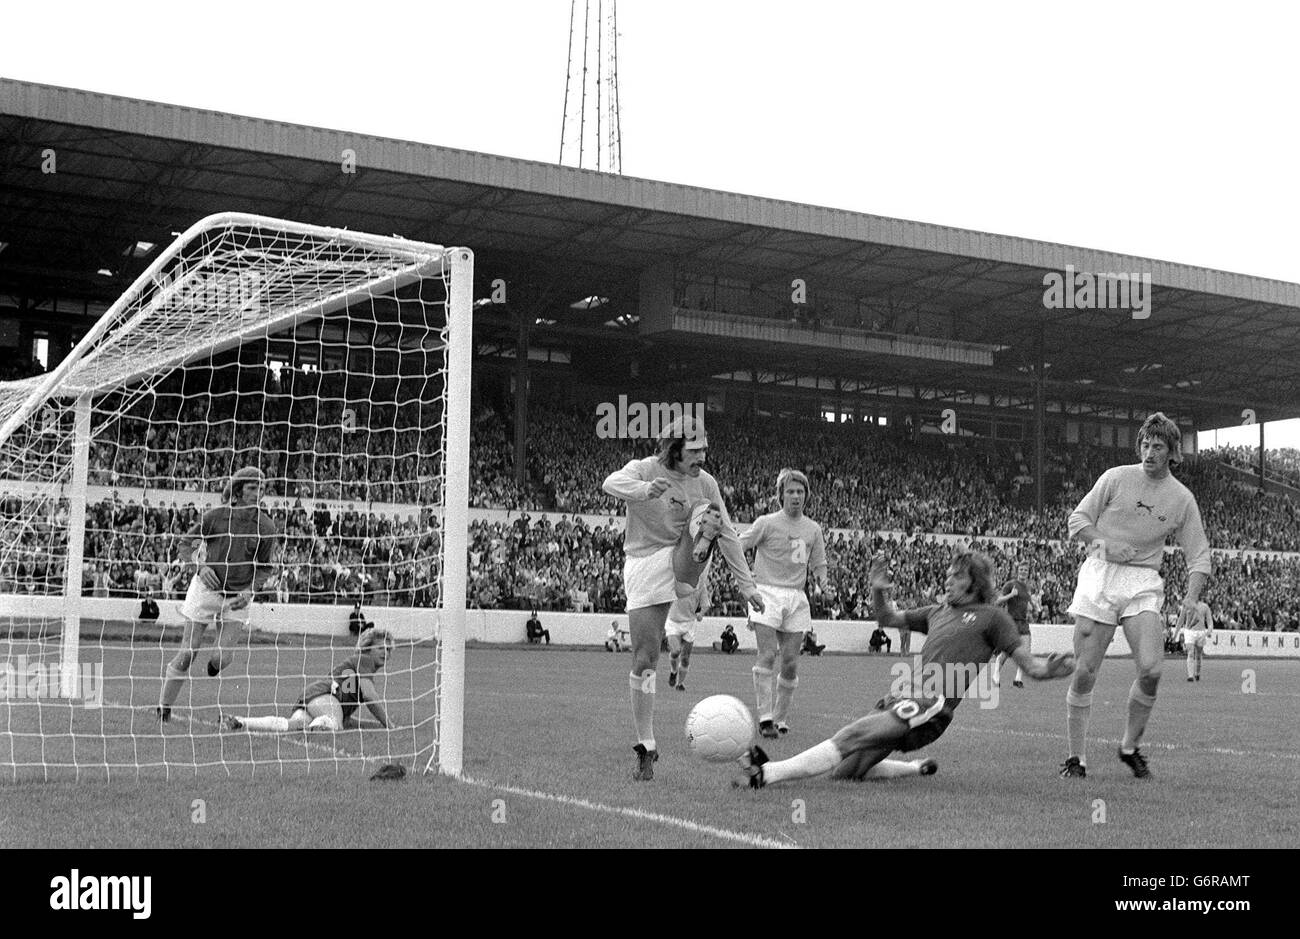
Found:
[0,213,472,777]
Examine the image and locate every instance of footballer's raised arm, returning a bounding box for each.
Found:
[708,477,757,597]
[603,458,658,502]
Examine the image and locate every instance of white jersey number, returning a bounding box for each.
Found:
[789,538,808,565]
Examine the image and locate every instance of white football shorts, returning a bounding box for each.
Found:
[749,584,812,633]
[180,576,251,627]
[623,545,677,611]
[665,578,709,643]
[1067,557,1163,627]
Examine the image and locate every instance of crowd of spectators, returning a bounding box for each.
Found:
[513,407,1300,551]
[0,367,449,505]
[1207,444,1300,492]
[3,488,1298,630]
[0,493,441,607]
[3,392,1300,630]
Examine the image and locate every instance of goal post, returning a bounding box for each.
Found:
[433,247,473,778]
[0,213,472,780]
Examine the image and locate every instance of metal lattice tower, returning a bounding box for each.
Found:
[559,0,622,173]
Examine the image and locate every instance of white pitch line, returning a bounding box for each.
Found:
[456,774,796,849]
[106,703,793,848]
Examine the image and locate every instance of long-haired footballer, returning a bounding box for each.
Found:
[603,416,764,781]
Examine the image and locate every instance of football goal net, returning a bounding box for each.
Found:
[0,213,472,781]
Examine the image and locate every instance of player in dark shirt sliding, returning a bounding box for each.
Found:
[223,627,393,733]
[738,551,1075,788]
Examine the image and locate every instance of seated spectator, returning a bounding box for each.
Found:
[525,608,550,645]
[868,625,891,654]
[136,589,160,624]
[605,619,628,652]
[715,623,740,654]
[801,628,826,656]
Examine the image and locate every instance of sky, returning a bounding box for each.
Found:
[4,0,1300,444]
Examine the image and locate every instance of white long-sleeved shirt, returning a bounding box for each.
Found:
[1067,464,1212,576]
[602,457,755,594]
[739,510,827,590]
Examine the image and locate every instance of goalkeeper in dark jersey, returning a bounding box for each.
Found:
[223,627,394,733]
[739,551,1075,788]
[157,466,280,721]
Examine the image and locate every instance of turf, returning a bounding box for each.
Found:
[3,638,1297,848]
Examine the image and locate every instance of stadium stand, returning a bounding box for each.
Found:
[3,396,1299,629]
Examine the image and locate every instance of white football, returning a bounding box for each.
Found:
[686,694,755,762]
[308,715,339,731]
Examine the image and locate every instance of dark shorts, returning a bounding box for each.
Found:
[872,694,955,752]
[1014,619,1031,637]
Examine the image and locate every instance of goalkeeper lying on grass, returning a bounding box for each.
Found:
[738,551,1075,788]
[222,627,393,733]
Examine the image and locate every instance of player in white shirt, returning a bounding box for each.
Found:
[740,468,830,739]
[1060,413,1212,780]
[1180,599,1213,682]
[602,416,764,781]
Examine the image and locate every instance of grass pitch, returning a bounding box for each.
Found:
[3,636,1297,848]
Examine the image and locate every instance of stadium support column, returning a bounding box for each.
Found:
[514,315,529,488]
[1034,327,1046,514]
[60,393,92,699]
[1260,418,1266,490]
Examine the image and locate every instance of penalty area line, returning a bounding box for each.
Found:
[456,774,796,849]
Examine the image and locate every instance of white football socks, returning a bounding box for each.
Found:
[762,739,842,785]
